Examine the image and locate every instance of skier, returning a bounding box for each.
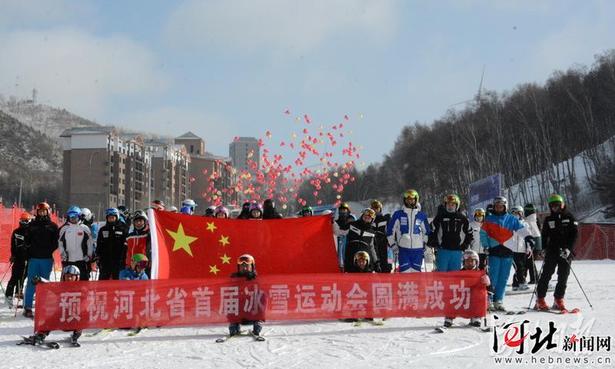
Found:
[227,254,263,338]
[58,206,94,281]
[95,208,128,280]
[124,210,151,277]
[249,203,263,219]
[180,205,193,215]
[469,208,487,270]
[333,202,356,271]
[387,190,431,273]
[523,203,542,284]
[344,208,380,273]
[427,194,472,272]
[370,200,391,273]
[182,199,197,214]
[534,194,578,311]
[5,212,32,308]
[480,196,532,311]
[442,250,491,328]
[23,202,59,318]
[510,205,531,291]
[262,199,283,219]
[237,202,251,219]
[117,205,131,228]
[168,206,178,213]
[215,205,230,219]
[119,254,149,280]
[300,205,313,217]
[20,265,83,347]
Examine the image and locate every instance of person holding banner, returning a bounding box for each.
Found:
[119,254,149,280]
[23,202,59,318]
[480,196,532,312]
[125,210,151,277]
[226,254,264,339]
[19,265,83,347]
[344,208,379,273]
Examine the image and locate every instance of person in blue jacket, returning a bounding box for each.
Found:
[386,189,431,272]
[480,196,533,311]
[119,254,149,280]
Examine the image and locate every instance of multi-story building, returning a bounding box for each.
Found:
[175,132,236,209]
[62,127,190,219]
[229,137,259,174]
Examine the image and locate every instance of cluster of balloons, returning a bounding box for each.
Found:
[200,109,364,210]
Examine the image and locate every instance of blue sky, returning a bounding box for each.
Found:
[1,0,614,166]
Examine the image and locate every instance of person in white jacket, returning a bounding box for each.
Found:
[469,208,487,270]
[58,206,94,281]
[510,206,531,291]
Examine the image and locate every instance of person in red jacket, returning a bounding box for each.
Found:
[124,210,151,277]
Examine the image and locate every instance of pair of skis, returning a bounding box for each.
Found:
[17,336,80,349]
[86,328,144,337]
[433,322,491,334]
[215,330,265,343]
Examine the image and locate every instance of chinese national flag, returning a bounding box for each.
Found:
[150,210,340,278]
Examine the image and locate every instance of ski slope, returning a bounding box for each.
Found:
[1,260,613,369]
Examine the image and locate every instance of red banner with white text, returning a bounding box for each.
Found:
[34,272,487,332]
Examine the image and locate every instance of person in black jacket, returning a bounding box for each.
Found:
[96,208,128,280]
[427,194,472,272]
[370,200,391,273]
[534,194,578,311]
[344,208,380,273]
[237,201,251,219]
[227,254,263,338]
[23,202,59,318]
[262,199,283,219]
[5,212,32,308]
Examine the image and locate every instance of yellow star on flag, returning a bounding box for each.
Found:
[219,235,230,247]
[209,264,220,275]
[206,222,217,233]
[220,254,231,264]
[166,223,198,257]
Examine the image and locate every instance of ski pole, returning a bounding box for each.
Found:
[527,257,546,310]
[566,257,593,309]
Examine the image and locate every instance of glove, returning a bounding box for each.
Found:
[560,249,571,259]
[480,274,491,287]
[390,244,399,258]
[9,256,15,263]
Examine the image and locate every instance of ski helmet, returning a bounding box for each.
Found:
[151,200,165,210]
[463,250,479,267]
[204,206,216,216]
[19,212,33,224]
[353,251,370,265]
[370,199,383,212]
[524,203,536,217]
[361,208,376,222]
[338,202,351,212]
[215,205,229,218]
[249,203,263,213]
[62,264,81,276]
[548,193,564,205]
[66,206,82,219]
[168,206,178,213]
[300,205,313,216]
[36,202,50,216]
[493,196,508,212]
[131,253,149,270]
[105,208,120,222]
[81,208,93,222]
[403,189,419,202]
[444,194,460,211]
[132,210,148,222]
[473,208,486,219]
[510,205,524,216]
[237,254,255,272]
[182,199,197,209]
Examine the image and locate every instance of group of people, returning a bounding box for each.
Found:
[5,192,578,343]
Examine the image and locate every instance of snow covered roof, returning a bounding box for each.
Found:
[175,131,201,139]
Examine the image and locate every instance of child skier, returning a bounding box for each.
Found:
[225,254,264,340]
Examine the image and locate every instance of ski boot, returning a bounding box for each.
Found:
[23,308,34,318]
[552,298,567,311]
[493,301,506,312]
[443,318,453,328]
[533,297,549,311]
[469,318,481,327]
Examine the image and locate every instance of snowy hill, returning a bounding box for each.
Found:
[0,97,100,140]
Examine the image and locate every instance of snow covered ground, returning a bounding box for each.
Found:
[1,260,614,369]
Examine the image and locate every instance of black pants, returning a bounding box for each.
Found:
[537,252,571,299]
[98,263,120,280]
[524,254,537,283]
[512,253,527,287]
[66,261,89,281]
[478,253,488,270]
[5,260,27,298]
[375,240,392,273]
